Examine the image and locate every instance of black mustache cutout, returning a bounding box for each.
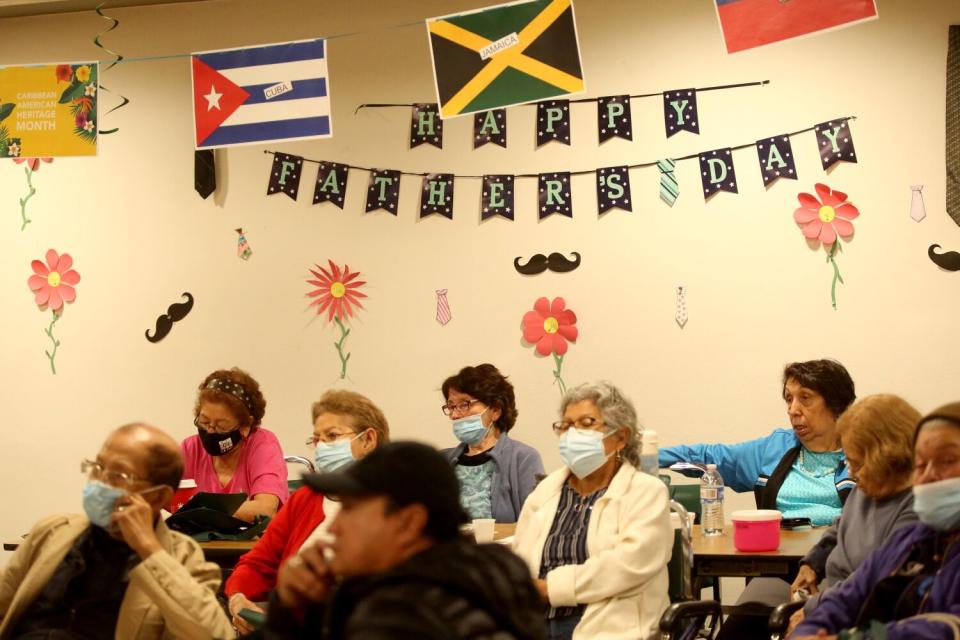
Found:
[146,293,194,343]
[514,252,581,275]
[928,245,960,271]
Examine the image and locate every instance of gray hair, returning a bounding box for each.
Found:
[560,381,642,467]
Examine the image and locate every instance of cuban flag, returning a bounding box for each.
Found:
[191,38,332,149]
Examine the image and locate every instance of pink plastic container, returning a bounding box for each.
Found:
[731,510,782,551]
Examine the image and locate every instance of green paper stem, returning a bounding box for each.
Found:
[333,316,351,379]
[552,353,567,396]
[43,311,61,375]
[19,166,35,231]
[826,241,845,310]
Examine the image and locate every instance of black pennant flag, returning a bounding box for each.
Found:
[474,109,507,148]
[698,148,738,198]
[596,166,632,214]
[313,162,349,208]
[598,96,632,143]
[756,135,797,185]
[816,119,858,170]
[663,88,699,138]
[194,150,216,199]
[411,103,443,149]
[267,153,303,200]
[420,173,455,219]
[481,175,515,220]
[365,169,401,214]
[536,100,570,147]
[538,172,573,218]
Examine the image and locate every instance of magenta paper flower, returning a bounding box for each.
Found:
[28,249,81,311]
[793,183,859,245]
[792,184,860,309]
[13,157,52,172]
[27,249,80,374]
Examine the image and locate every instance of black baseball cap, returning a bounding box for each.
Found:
[303,441,469,541]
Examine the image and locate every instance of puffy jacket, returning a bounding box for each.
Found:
[262,539,546,640]
[792,522,960,640]
[658,428,855,509]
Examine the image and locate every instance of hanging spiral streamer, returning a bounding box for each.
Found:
[92,2,129,134]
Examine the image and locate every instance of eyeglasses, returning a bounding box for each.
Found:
[194,416,239,433]
[81,459,145,490]
[551,416,605,436]
[441,400,482,416]
[306,430,359,447]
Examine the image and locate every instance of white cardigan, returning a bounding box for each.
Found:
[512,461,672,640]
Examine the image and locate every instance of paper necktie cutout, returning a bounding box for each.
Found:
[910,185,927,222]
[235,228,252,260]
[675,286,688,327]
[657,158,679,206]
[194,150,216,199]
[436,289,452,325]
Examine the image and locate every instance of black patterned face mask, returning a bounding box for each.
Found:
[197,426,243,457]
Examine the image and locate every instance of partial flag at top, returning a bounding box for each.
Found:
[426,0,585,119]
[191,38,332,149]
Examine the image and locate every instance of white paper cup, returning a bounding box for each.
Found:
[472,518,496,543]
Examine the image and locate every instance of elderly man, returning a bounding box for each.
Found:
[258,441,545,640]
[0,423,234,640]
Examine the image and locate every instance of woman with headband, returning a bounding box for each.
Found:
[180,368,288,522]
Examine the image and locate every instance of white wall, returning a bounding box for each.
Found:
[2,0,959,582]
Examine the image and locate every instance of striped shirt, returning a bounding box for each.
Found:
[539,481,608,619]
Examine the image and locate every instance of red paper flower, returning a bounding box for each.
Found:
[307,260,367,322]
[55,64,73,83]
[793,183,859,245]
[522,297,578,356]
[13,157,53,172]
[27,249,80,312]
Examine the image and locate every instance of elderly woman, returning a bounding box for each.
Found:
[224,389,389,633]
[719,394,920,639]
[659,359,856,525]
[791,403,960,640]
[513,381,671,640]
[181,368,287,522]
[441,363,544,523]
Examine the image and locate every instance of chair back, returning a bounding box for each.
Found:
[667,500,694,602]
[285,455,314,493]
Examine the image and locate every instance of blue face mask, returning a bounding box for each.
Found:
[83,480,127,528]
[452,409,491,445]
[913,476,960,531]
[559,428,615,479]
[314,432,363,472]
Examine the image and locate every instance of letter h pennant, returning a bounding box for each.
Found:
[411,103,443,149]
[420,173,455,219]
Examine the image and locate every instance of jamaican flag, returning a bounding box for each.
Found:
[427,0,585,119]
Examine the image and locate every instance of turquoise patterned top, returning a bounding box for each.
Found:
[776,448,844,525]
[455,451,496,519]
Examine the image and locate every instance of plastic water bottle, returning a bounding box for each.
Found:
[640,430,659,476]
[700,464,725,536]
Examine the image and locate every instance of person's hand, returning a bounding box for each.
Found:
[275,542,334,609]
[786,607,806,636]
[228,593,264,635]
[112,493,162,559]
[791,565,820,596]
[534,578,549,603]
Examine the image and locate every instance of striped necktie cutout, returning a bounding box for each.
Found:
[657,158,679,206]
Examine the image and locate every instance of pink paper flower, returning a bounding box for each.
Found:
[522,297,578,356]
[13,157,52,172]
[306,259,367,379]
[28,249,81,311]
[793,183,859,245]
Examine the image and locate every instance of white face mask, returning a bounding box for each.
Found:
[558,428,616,479]
[913,476,960,531]
[314,432,364,473]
